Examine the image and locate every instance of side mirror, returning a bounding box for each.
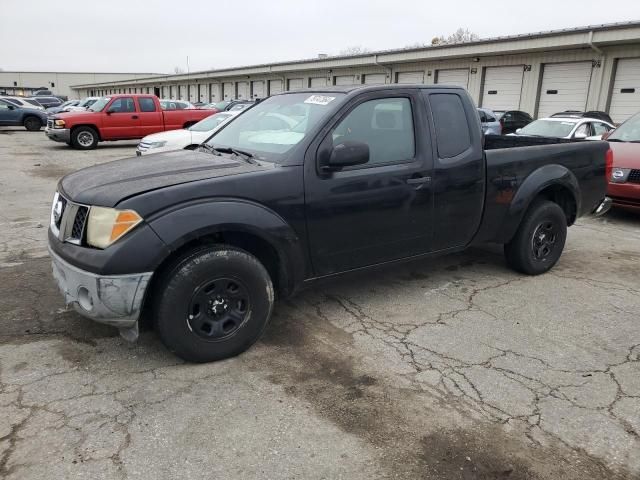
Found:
[7,105,15,110]
[515,128,522,134]
[322,141,370,171]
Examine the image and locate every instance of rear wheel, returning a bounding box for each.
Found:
[71,126,99,149]
[154,245,274,363]
[504,200,567,275]
[23,116,42,131]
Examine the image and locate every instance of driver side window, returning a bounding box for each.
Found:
[332,97,415,165]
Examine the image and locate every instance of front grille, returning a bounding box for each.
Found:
[137,142,150,152]
[628,169,640,184]
[47,118,54,129]
[71,206,89,240]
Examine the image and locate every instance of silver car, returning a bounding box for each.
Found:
[477,108,502,135]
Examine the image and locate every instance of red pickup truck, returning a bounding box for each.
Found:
[46,94,217,150]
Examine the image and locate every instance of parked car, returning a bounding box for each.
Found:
[47,100,80,115]
[512,117,615,140]
[550,110,614,125]
[33,96,64,108]
[0,96,45,111]
[493,110,533,134]
[477,108,501,135]
[159,99,196,110]
[47,85,611,362]
[0,98,48,130]
[605,112,640,212]
[45,94,218,149]
[64,97,100,112]
[202,100,254,111]
[136,111,240,155]
[33,89,53,96]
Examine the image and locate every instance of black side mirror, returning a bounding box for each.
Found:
[322,140,369,171]
[7,105,15,110]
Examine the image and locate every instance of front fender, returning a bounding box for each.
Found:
[503,164,580,242]
[147,199,307,294]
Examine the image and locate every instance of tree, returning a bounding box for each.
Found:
[173,66,185,74]
[432,28,480,45]
[339,46,371,56]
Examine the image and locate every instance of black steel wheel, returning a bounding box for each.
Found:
[154,245,274,363]
[504,200,567,275]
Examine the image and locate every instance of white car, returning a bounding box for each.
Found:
[160,99,196,110]
[65,97,100,112]
[136,111,240,156]
[0,96,45,111]
[512,117,615,140]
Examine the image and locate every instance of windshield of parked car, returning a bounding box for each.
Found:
[78,98,97,107]
[205,92,345,161]
[212,101,230,110]
[188,113,233,132]
[607,113,640,142]
[518,119,576,137]
[88,97,110,112]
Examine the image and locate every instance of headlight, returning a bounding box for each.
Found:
[86,207,142,249]
[147,141,167,149]
[611,168,631,183]
[53,119,65,128]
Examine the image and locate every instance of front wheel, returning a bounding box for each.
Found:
[71,126,99,149]
[154,246,274,363]
[504,200,567,275]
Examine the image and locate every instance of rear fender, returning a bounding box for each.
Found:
[504,164,580,241]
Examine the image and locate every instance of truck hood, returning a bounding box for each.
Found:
[609,142,640,169]
[59,150,267,207]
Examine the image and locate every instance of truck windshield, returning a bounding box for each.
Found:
[89,97,111,112]
[204,93,345,161]
[607,113,640,142]
[519,119,576,138]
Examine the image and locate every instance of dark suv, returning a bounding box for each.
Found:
[33,96,63,108]
[493,110,533,134]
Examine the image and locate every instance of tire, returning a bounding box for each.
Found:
[71,126,99,150]
[23,116,42,131]
[504,200,567,275]
[154,245,274,363]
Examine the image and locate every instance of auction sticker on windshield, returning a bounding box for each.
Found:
[304,95,336,106]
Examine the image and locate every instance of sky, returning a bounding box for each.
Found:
[1,0,639,73]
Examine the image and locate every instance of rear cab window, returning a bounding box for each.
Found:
[428,93,472,158]
[138,97,157,112]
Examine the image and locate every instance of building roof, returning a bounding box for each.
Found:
[71,21,640,88]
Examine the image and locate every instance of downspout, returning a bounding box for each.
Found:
[587,31,604,109]
[373,54,393,83]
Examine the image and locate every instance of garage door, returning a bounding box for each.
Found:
[237,82,249,100]
[209,83,220,102]
[223,82,234,100]
[436,69,469,88]
[269,79,283,95]
[537,62,593,119]
[481,66,524,110]
[190,84,198,102]
[251,81,264,99]
[178,85,186,100]
[288,78,303,90]
[364,73,386,84]
[397,71,424,84]
[609,58,640,124]
[334,75,357,86]
[309,77,327,87]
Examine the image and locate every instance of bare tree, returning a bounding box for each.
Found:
[173,66,186,74]
[432,28,480,45]
[339,46,371,56]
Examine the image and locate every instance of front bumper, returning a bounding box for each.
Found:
[49,247,152,340]
[46,127,70,143]
[608,182,640,212]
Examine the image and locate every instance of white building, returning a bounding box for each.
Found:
[0,71,162,99]
[72,22,640,123]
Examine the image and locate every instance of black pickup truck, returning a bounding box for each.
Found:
[48,85,612,362]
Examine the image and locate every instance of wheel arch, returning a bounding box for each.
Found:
[70,124,102,141]
[504,164,580,243]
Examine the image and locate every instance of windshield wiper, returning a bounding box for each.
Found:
[209,146,259,164]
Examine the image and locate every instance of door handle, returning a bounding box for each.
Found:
[132,115,139,119]
[406,176,431,185]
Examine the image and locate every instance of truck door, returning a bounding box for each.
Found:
[421,90,485,250]
[304,90,434,276]
[136,97,163,137]
[0,101,22,125]
[102,96,140,139]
